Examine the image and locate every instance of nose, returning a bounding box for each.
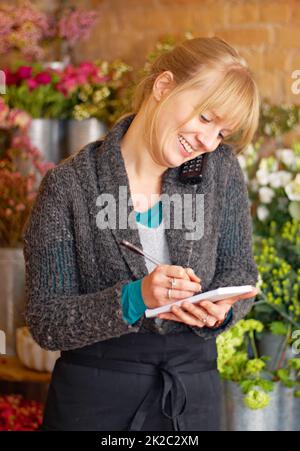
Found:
[196,129,219,153]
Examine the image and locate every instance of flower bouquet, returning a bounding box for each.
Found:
[238,142,300,236]
[4,60,132,125]
[0,0,99,63]
[0,394,43,431]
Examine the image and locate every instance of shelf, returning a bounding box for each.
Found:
[0,356,51,383]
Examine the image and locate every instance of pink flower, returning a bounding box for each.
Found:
[4,69,20,86]
[0,98,9,123]
[8,110,31,129]
[34,71,51,85]
[58,9,99,46]
[91,74,110,84]
[56,77,78,95]
[26,78,38,90]
[17,66,32,79]
[78,61,98,76]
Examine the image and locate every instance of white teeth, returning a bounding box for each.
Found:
[179,135,194,153]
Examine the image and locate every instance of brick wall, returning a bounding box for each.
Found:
[3,0,300,105]
[67,0,300,106]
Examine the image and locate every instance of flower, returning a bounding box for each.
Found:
[256,205,270,221]
[256,168,270,186]
[244,389,270,410]
[259,186,275,204]
[0,394,43,430]
[285,174,300,201]
[276,148,297,167]
[58,9,99,47]
[34,71,51,85]
[0,101,54,247]
[17,66,32,79]
[268,171,292,189]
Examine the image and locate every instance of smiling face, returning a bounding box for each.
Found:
[146,73,239,169]
[156,89,237,168]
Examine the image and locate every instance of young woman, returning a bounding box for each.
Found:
[23,36,260,431]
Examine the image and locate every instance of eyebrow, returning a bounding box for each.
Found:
[210,111,234,133]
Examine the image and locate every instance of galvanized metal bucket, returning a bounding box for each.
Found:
[221,380,300,431]
[28,119,67,165]
[66,119,107,156]
[0,248,26,356]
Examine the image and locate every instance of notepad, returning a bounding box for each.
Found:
[144,285,253,318]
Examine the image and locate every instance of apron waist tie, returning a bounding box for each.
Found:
[60,352,217,431]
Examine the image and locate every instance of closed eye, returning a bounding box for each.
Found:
[200,114,225,140]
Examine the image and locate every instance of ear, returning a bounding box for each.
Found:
[152,71,175,102]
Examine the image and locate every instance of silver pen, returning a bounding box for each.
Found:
[120,240,163,266]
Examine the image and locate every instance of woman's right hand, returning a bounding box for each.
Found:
[141,265,202,309]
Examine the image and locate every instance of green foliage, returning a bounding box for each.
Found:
[216,319,275,409]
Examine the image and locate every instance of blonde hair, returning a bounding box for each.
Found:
[117,36,260,154]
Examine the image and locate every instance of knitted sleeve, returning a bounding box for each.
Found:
[22,169,144,352]
[188,154,258,340]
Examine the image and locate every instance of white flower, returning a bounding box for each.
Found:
[256,169,270,186]
[275,148,296,167]
[259,186,275,204]
[257,205,269,221]
[259,157,279,173]
[268,171,292,189]
[285,174,300,201]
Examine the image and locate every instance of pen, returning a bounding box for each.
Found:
[120,239,163,267]
[120,240,201,285]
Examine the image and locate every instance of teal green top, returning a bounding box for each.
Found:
[121,200,233,329]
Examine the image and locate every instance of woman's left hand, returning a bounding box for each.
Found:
[157,287,259,328]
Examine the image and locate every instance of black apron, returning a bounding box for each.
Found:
[41,330,221,431]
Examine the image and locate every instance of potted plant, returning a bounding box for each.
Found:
[3,59,132,160]
[217,319,278,431]
[55,59,132,154]
[0,98,54,355]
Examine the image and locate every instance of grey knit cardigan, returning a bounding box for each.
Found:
[22,113,258,351]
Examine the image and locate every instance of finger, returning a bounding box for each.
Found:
[169,304,207,327]
[163,265,197,281]
[181,301,217,327]
[158,287,199,302]
[185,268,201,282]
[162,275,201,293]
[198,301,229,321]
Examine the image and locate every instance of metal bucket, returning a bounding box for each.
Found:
[222,380,300,431]
[66,119,107,156]
[222,380,280,431]
[28,119,67,165]
[0,248,26,356]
